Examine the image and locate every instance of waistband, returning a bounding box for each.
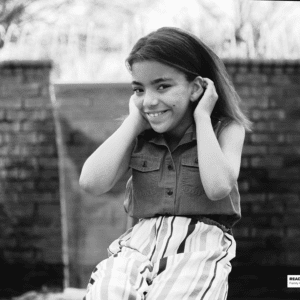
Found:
[154,214,233,235]
[196,216,233,235]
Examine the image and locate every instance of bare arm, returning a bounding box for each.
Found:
[193,77,245,200]
[195,115,245,200]
[79,96,150,196]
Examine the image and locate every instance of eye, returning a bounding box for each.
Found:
[132,87,144,95]
[158,84,170,91]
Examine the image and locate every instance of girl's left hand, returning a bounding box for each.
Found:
[193,78,218,120]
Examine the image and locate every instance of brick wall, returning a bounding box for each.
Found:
[225,60,300,299]
[226,60,300,266]
[0,61,63,297]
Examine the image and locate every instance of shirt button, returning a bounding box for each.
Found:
[167,189,173,196]
[167,164,173,171]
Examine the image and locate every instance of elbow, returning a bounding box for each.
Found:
[79,176,96,195]
[207,188,231,201]
[206,182,235,201]
[79,175,108,196]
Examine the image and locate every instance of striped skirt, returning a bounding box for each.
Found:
[85,216,236,300]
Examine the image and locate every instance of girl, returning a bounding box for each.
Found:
[80,27,251,300]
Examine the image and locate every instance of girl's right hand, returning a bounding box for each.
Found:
[128,95,151,132]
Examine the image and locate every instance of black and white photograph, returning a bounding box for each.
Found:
[0,0,300,299]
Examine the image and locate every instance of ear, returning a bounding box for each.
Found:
[190,76,205,102]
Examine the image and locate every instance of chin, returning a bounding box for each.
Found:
[150,125,168,134]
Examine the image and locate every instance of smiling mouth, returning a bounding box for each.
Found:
[146,110,168,118]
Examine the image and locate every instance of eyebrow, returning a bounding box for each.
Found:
[131,77,173,86]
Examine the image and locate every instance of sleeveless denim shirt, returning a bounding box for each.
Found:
[125,120,241,228]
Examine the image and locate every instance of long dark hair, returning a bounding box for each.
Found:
[126,27,252,131]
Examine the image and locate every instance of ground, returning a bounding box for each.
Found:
[5,289,86,300]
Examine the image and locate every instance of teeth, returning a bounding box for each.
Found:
[147,111,166,117]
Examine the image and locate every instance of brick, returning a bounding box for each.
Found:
[238,181,250,192]
[6,109,51,121]
[285,196,300,213]
[8,132,38,144]
[252,201,284,214]
[36,203,61,227]
[40,170,59,179]
[241,157,248,168]
[275,182,300,193]
[268,145,300,155]
[240,193,266,202]
[10,145,31,156]
[286,252,300,266]
[3,181,35,192]
[286,134,300,144]
[0,145,9,155]
[252,122,275,132]
[268,120,300,132]
[0,110,5,120]
[1,83,42,98]
[17,192,58,203]
[0,97,22,108]
[236,86,263,97]
[242,145,268,155]
[283,87,300,98]
[234,74,268,85]
[28,145,57,156]
[241,97,269,108]
[250,156,284,168]
[250,133,285,144]
[0,122,21,131]
[4,247,42,263]
[23,68,50,84]
[251,109,286,120]
[271,96,300,108]
[283,238,300,250]
[23,97,52,108]
[253,227,285,238]
[38,158,59,168]
[287,228,300,239]
[36,180,59,190]
[21,120,55,131]
[268,193,299,202]
[4,202,35,219]
[268,74,292,85]
[269,168,300,180]
[232,227,249,238]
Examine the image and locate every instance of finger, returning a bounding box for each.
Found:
[202,78,218,99]
[201,77,214,87]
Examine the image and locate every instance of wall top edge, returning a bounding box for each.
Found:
[223,58,300,66]
[0,59,53,68]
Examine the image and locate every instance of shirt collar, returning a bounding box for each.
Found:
[140,123,197,147]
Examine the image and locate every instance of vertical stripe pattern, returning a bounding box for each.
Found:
[85,216,236,300]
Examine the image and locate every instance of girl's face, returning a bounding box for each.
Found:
[131,60,196,138]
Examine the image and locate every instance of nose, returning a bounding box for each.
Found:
[143,90,158,108]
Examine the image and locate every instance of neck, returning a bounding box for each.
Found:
[164,120,194,151]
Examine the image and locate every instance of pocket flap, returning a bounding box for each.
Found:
[129,156,160,172]
[181,157,199,168]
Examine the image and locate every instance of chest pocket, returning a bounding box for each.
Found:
[129,155,161,196]
[181,157,205,196]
